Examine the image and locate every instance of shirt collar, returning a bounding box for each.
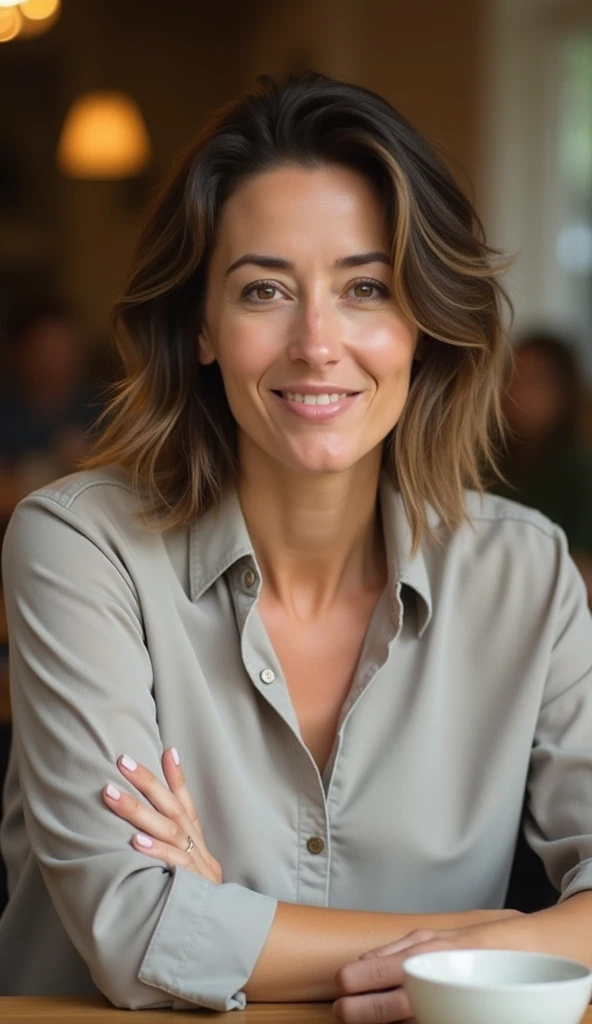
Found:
[190,487,254,603]
[190,475,433,636]
[378,475,433,636]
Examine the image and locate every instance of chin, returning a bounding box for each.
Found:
[287,452,364,476]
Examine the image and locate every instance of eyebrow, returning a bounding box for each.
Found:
[225,251,392,277]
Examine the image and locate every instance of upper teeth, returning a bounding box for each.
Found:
[283,392,349,405]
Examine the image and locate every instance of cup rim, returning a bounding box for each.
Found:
[402,948,592,992]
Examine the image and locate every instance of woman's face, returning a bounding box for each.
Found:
[200,163,419,478]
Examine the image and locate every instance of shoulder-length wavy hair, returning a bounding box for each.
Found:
[85,71,510,550]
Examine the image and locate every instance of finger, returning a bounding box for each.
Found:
[130,831,219,882]
[161,748,206,844]
[117,755,202,849]
[359,930,439,959]
[102,784,212,876]
[161,749,222,880]
[103,782,217,880]
[337,950,405,997]
[114,754,223,884]
[103,776,214,880]
[333,987,412,1023]
[114,755,219,876]
[400,937,456,961]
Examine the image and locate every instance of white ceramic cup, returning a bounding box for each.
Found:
[403,949,592,1024]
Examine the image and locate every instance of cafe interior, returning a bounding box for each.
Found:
[1,0,592,1019]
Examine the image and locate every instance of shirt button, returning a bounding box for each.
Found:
[243,568,257,588]
[306,836,325,855]
[260,668,275,685]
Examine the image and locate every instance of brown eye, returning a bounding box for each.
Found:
[243,281,281,302]
[255,283,277,300]
[349,279,389,300]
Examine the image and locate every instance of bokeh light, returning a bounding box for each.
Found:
[19,0,60,20]
[0,6,20,41]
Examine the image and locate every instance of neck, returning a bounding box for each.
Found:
[237,444,387,621]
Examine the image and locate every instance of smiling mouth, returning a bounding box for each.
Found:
[272,390,359,406]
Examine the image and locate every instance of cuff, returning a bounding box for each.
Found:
[139,868,278,1010]
[559,859,592,904]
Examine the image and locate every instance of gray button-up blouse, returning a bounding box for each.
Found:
[1,467,591,1009]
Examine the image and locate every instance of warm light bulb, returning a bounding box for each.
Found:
[57,91,152,179]
[0,6,20,40]
[19,0,60,19]
[18,5,58,35]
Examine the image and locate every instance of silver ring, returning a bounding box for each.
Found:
[185,835,194,854]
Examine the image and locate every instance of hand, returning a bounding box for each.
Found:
[334,920,507,1024]
[103,747,223,884]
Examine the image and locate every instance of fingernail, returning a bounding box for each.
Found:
[120,755,137,772]
[136,833,153,848]
[171,747,180,766]
[106,784,121,801]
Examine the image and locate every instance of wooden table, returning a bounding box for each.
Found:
[0,1000,590,1023]
[0,999,335,1022]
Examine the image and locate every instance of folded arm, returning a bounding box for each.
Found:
[105,749,517,1004]
[245,901,518,1001]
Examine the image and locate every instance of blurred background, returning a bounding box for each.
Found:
[1,0,592,905]
[0,0,591,361]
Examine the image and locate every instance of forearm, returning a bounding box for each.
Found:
[245,901,518,1001]
[476,890,592,968]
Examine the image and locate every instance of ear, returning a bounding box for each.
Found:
[198,327,217,366]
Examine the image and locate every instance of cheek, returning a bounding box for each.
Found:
[215,319,281,408]
[358,321,417,382]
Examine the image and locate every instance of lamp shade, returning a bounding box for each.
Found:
[19,0,60,19]
[0,7,20,41]
[57,90,151,179]
[18,9,59,36]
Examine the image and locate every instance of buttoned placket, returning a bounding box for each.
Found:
[228,558,332,905]
[230,562,406,907]
[325,580,404,800]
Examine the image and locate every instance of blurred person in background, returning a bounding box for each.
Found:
[0,297,102,912]
[0,298,100,530]
[493,331,592,604]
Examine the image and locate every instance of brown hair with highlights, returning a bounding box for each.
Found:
[84,71,510,550]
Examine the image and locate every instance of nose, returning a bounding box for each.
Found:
[287,295,343,368]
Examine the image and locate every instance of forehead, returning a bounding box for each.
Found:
[213,163,389,257]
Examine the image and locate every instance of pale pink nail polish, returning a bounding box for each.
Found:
[171,747,180,766]
[136,833,153,848]
[120,755,137,772]
[106,784,121,801]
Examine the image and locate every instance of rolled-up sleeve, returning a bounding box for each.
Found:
[2,495,277,1010]
[525,527,592,900]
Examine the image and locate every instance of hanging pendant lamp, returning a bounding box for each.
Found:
[57,90,151,179]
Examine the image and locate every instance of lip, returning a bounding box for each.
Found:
[271,384,360,396]
[270,390,361,421]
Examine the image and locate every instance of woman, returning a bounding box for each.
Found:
[1,73,591,1023]
[494,331,592,605]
